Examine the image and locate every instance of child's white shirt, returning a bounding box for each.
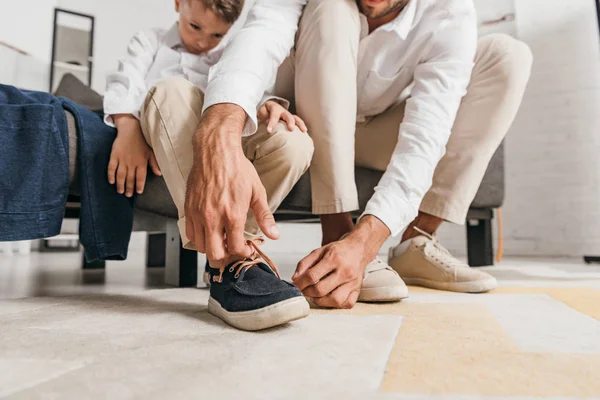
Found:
[103,23,286,131]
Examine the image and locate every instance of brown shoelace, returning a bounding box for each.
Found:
[212,238,281,283]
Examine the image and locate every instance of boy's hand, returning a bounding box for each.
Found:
[258,100,308,134]
[108,114,161,197]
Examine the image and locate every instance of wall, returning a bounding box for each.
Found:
[0,0,57,61]
[56,0,177,93]
[2,0,600,257]
[436,0,600,258]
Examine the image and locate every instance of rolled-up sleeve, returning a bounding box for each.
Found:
[103,29,160,126]
[202,0,307,136]
[362,10,477,236]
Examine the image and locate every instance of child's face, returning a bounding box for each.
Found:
[175,0,232,55]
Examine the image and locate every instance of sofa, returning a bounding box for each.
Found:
[57,74,503,287]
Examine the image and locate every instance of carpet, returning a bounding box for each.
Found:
[1,262,599,399]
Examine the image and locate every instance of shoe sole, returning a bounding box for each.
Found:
[358,286,409,303]
[401,277,498,293]
[208,296,310,331]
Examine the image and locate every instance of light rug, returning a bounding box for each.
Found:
[0,289,401,399]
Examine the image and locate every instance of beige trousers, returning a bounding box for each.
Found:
[276,0,533,224]
[140,77,314,249]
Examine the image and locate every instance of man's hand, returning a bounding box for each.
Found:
[184,104,280,263]
[257,100,308,134]
[292,216,391,309]
[108,114,161,197]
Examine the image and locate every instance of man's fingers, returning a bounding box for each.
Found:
[116,165,127,194]
[205,224,226,261]
[293,248,323,281]
[126,168,136,197]
[108,158,118,185]
[294,255,336,292]
[250,187,279,240]
[136,166,147,194]
[313,281,358,309]
[149,153,162,176]
[302,269,347,298]
[294,115,308,133]
[226,220,251,258]
[341,289,360,309]
[192,217,206,254]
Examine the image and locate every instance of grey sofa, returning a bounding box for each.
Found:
[57,74,503,287]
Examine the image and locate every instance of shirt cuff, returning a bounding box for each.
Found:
[360,188,419,238]
[103,110,141,128]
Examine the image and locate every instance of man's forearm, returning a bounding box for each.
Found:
[347,215,391,262]
[194,103,247,149]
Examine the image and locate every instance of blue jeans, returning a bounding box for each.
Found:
[0,84,134,261]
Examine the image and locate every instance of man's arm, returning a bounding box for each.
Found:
[294,7,478,308]
[362,11,477,237]
[186,0,306,263]
[202,0,307,135]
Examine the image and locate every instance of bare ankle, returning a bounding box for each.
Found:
[401,212,443,243]
[320,212,354,245]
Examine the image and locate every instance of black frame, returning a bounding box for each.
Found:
[49,8,95,92]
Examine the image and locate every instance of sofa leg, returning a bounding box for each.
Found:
[165,220,197,287]
[466,218,494,267]
[146,232,166,268]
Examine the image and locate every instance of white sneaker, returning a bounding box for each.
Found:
[388,228,498,293]
[358,259,409,302]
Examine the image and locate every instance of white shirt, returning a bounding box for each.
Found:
[104,0,305,132]
[103,24,223,125]
[359,0,478,237]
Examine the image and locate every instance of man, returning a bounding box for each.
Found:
[285,0,532,308]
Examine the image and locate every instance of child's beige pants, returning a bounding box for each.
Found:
[140,77,314,250]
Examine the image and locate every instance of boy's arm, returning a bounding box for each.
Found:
[202,0,307,136]
[104,29,160,126]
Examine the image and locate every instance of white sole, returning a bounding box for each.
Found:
[401,277,498,293]
[208,296,310,331]
[358,286,409,303]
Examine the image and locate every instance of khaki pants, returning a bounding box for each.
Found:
[276,0,533,224]
[140,77,314,249]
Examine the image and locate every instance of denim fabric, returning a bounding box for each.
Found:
[208,262,303,312]
[0,85,134,261]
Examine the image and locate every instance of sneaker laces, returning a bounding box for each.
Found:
[213,238,281,283]
[413,227,465,270]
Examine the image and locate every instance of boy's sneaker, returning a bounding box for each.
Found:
[388,228,498,293]
[207,239,310,331]
[358,259,409,302]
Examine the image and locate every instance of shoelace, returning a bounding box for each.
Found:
[213,238,281,283]
[413,227,464,270]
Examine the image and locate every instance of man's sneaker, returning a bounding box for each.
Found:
[388,228,498,293]
[207,239,309,331]
[358,259,409,302]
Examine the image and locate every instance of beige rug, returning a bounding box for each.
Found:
[0,289,401,399]
[1,262,600,399]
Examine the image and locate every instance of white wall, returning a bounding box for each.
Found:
[56,0,177,92]
[2,0,600,258]
[0,0,57,61]
[436,0,600,258]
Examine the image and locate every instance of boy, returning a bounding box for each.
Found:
[104,0,306,198]
[104,0,314,330]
